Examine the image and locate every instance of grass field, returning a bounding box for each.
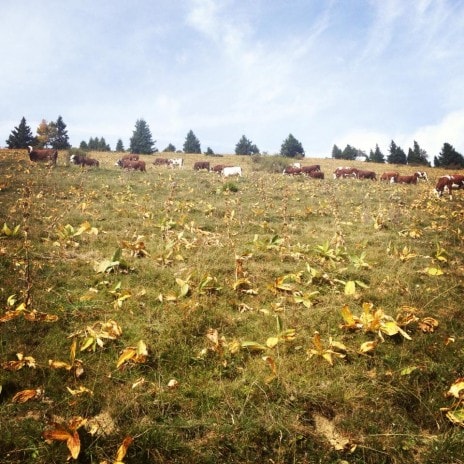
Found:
[1,149,464,463]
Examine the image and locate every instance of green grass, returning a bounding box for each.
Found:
[1,149,464,463]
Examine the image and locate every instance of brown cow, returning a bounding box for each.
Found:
[121,154,139,161]
[193,161,210,171]
[435,174,464,199]
[380,171,399,182]
[301,164,321,175]
[356,169,376,180]
[70,154,99,167]
[283,166,301,175]
[153,158,170,166]
[27,146,58,166]
[117,158,146,172]
[391,172,420,184]
[333,167,358,179]
[307,170,324,179]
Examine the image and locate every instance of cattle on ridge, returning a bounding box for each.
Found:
[70,153,99,167]
[356,169,376,180]
[222,166,242,177]
[27,146,58,166]
[116,158,146,172]
[380,171,399,182]
[434,174,464,199]
[333,167,358,179]
[193,161,210,171]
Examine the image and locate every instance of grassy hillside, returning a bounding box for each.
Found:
[1,149,463,463]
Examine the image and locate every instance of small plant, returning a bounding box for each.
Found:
[222,181,239,192]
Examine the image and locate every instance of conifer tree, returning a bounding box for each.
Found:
[407,140,429,165]
[369,144,385,163]
[434,143,464,168]
[235,135,259,155]
[387,140,407,164]
[80,140,89,151]
[130,119,156,154]
[163,143,176,152]
[5,117,35,148]
[280,134,304,158]
[183,130,201,153]
[50,116,71,149]
[116,139,125,152]
[331,144,343,159]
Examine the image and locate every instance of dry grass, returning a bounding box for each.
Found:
[1,149,464,463]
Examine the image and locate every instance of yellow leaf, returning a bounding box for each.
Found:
[266,337,279,348]
[67,431,81,459]
[80,337,95,352]
[426,267,444,276]
[446,408,464,426]
[48,360,72,370]
[447,378,464,399]
[43,427,72,442]
[344,280,356,295]
[115,436,133,462]
[116,347,137,368]
[359,341,377,354]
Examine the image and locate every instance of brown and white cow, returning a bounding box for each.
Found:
[333,167,358,179]
[283,166,301,175]
[117,158,146,172]
[307,170,324,179]
[380,171,399,182]
[356,169,376,180]
[27,146,58,166]
[391,172,420,184]
[70,154,99,167]
[435,174,464,199]
[153,158,170,166]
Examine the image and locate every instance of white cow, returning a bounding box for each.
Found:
[222,166,242,177]
[168,158,184,168]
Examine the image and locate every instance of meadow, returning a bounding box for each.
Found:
[0,149,463,463]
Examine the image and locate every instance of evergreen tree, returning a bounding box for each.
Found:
[5,117,35,148]
[407,140,429,165]
[97,137,110,151]
[80,140,89,151]
[280,134,304,158]
[331,144,343,159]
[235,135,259,155]
[163,143,176,152]
[50,116,70,149]
[130,119,156,154]
[183,130,201,153]
[434,142,464,168]
[387,140,407,164]
[369,144,385,163]
[342,144,357,160]
[115,139,125,152]
[205,147,215,155]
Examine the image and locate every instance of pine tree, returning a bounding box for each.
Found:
[205,147,215,155]
[183,130,201,153]
[434,143,464,168]
[130,119,156,154]
[369,144,385,163]
[5,117,35,148]
[342,144,357,160]
[50,116,70,149]
[331,144,343,159]
[80,140,89,151]
[163,143,176,152]
[280,134,304,158]
[387,140,407,164]
[235,135,259,155]
[116,139,125,152]
[407,140,429,166]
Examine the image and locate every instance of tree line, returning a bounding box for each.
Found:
[5,116,464,167]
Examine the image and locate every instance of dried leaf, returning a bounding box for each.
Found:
[115,436,133,462]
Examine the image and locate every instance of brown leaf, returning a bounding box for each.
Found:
[115,436,133,462]
[12,388,43,403]
[67,431,81,459]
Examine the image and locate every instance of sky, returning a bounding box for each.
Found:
[2,0,464,159]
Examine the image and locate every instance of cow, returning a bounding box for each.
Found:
[301,164,321,175]
[283,166,301,175]
[121,154,139,161]
[434,174,464,199]
[391,172,420,184]
[211,164,226,174]
[415,171,429,182]
[153,158,170,166]
[290,162,302,169]
[307,170,324,179]
[193,161,210,171]
[222,166,242,177]
[70,154,99,167]
[333,167,358,179]
[117,158,146,172]
[27,146,58,166]
[380,171,399,182]
[356,169,377,180]
[168,158,184,168]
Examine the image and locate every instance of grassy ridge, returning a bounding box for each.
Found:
[1,149,464,463]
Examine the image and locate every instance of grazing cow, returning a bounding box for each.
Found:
[211,164,227,174]
[193,161,210,171]
[301,164,321,175]
[380,171,399,182]
[121,154,139,161]
[307,170,324,179]
[168,158,184,168]
[333,167,358,179]
[415,171,429,182]
[153,158,170,166]
[27,146,58,166]
[391,172,420,184]
[222,166,242,177]
[117,158,146,172]
[283,166,302,175]
[434,174,464,199]
[70,154,99,167]
[291,162,302,169]
[356,169,377,180]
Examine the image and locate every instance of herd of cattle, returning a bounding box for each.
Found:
[24,147,464,199]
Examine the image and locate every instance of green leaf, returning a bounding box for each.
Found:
[241,341,268,352]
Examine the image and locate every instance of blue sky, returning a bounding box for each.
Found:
[2,0,464,159]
